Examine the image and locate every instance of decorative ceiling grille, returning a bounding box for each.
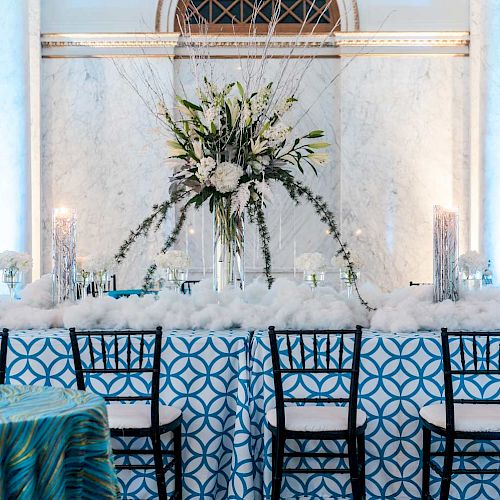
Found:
[175,0,340,33]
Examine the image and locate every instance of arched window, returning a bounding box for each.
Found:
[174,0,341,34]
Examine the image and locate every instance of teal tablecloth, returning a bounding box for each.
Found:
[0,385,118,499]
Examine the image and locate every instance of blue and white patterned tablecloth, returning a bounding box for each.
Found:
[250,331,500,500]
[4,329,500,499]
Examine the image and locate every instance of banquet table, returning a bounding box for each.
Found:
[4,328,500,499]
[0,384,118,499]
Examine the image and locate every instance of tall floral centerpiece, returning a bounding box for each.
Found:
[116,80,346,294]
[0,251,32,301]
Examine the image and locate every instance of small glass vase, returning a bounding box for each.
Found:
[77,270,91,300]
[166,269,187,291]
[303,271,325,289]
[213,198,245,293]
[461,272,482,291]
[2,267,21,302]
[93,270,109,298]
[340,268,360,299]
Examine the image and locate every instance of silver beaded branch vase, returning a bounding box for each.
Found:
[213,198,245,293]
[433,205,459,302]
[52,208,77,304]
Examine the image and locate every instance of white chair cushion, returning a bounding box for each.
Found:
[420,403,500,432]
[266,406,367,432]
[107,403,182,429]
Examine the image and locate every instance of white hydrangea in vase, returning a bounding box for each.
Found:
[459,250,486,291]
[295,252,326,288]
[333,253,361,298]
[86,254,114,297]
[0,250,33,301]
[155,251,191,291]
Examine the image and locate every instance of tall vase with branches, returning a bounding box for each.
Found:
[114,0,374,310]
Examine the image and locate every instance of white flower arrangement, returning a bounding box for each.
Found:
[295,252,326,273]
[155,250,191,271]
[459,250,487,277]
[84,254,113,274]
[0,250,32,272]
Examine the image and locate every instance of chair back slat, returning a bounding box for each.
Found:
[313,333,318,369]
[486,336,490,371]
[139,335,145,370]
[89,336,96,369]
[339,334,344,370]
[114,334,119,370]
[472,336,478,370]
[127,335,132,368]
[286,335,293,370]
[69,327,163,408]
[326,334,331,369]
[459,336,465,370]
[441,328,500,431]
[268,326,363,434]
[101,334,107,369]
[299,333,305,369]
[0,329,9,385]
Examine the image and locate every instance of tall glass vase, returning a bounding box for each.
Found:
[213,198,245,293]
[52,208,77,305]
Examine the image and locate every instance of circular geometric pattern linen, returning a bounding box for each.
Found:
[250,331,500,500]
[4,329,499,499]
[0,384,118,499]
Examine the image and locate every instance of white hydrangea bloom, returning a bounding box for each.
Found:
[459,251,487,275]
[211,162,244,193]
[155,250,191,271]
[0,251,32,272]
[295,252,326,273]
[196,157,217,183]
[85,254,114,273]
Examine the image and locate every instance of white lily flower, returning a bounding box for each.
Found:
[307,152,329,165]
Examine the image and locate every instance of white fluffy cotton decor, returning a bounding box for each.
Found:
[2,278,500,332]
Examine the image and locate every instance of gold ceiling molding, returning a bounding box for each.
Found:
[41,32,470,58]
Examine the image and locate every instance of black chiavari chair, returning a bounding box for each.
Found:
[268,326,366,500]
[70,327,182,500]
[180,280,200,295]
[0,328,9,384]
[420,329,500,500]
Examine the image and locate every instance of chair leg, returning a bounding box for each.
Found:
[271,433,285,500]
[173,425,182,500]
[421,427,431,500]
[356,432,366,499]
[439,436,454,500]
[152,431,168,500]
[348,435,362,500]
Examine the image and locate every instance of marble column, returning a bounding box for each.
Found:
[470,0,500,278]
[0,0,40,288]
[0,0,30,252]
